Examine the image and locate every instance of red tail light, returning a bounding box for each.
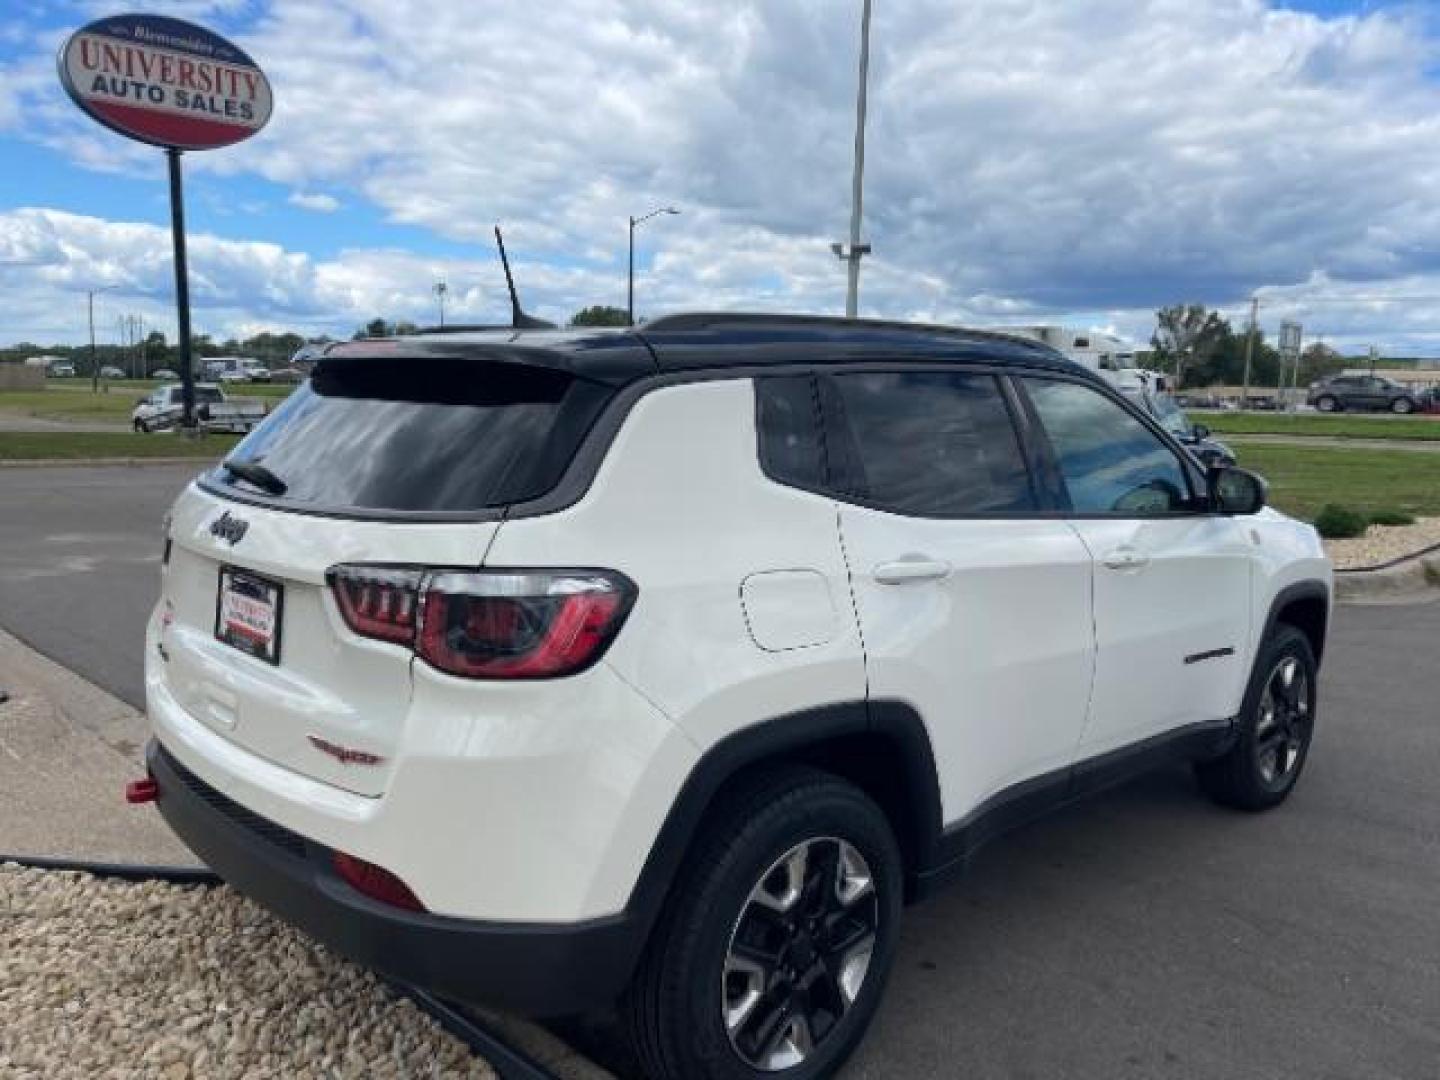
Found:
[327,565,635,680]
[328,566,424,644]
[332,851,426,912]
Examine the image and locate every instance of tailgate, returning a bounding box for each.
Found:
[157,482,497,796]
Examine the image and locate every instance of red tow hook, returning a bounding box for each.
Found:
[125,777,159,805]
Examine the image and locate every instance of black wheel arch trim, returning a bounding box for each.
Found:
[621,699,945,942]
[624,700,1248,934]
[1261,579,1331,668]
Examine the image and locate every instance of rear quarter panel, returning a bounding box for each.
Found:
[484,378,868,750]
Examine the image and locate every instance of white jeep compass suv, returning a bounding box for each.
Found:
[144,314,1332,1080]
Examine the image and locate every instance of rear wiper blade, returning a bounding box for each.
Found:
[222,458,288,496]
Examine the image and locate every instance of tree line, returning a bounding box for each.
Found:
[352,305,630,338]
[0,330,330,376]
[0,304,1380,389]
[1149,304,1352,389]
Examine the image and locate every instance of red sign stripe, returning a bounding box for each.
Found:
[88,97,257,150]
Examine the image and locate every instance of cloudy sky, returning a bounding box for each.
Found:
[2,0,1439,354]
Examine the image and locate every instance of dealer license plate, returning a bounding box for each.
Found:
[216,567,283,664]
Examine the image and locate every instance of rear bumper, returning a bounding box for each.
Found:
[148,739,645,1016]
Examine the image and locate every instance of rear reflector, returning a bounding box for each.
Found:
[327,565,636,680]
[125,778,159,804]
[333,851,426,912]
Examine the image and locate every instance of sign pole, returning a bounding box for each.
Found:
[59,13,275,432]
[167,148,196,430]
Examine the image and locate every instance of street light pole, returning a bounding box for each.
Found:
[627,206,679,326]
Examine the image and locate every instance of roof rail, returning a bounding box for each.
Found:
[640,311,1051,347]
[409,324,522,335]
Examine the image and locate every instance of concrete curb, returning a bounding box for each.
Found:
[0,456,216,468]
[1335,550,1440,602]
[0,625,200,865]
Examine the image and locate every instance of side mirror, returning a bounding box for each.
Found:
[1191,422,1211,440]
[1209,467,1267,515]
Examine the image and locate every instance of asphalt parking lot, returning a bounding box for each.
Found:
[0,463,1436,1079]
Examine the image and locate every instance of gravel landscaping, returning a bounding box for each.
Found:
[1322,516,1440,570]
[0,865,494,1079]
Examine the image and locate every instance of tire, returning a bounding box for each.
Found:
[1196,624,1317,811]
[134,419,149,433]
[1392,397,1415,415]
[1313,395,1339,413]
[623,767,903,1080]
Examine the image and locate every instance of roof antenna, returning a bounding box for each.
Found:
[494,225,557,330]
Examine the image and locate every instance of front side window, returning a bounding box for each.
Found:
[824,371,1035,516]
[1024,378,1193,516]
[1148,393,1192,440]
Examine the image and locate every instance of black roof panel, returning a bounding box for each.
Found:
[348,311,1091,386]
[638,312,1087,377]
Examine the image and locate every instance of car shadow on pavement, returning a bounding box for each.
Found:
[550,764,1217,1080]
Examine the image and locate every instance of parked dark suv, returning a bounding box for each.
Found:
[1307,374,1419,414]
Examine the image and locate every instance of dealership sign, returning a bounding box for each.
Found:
[58,13,272,151]
[56,13,274,428]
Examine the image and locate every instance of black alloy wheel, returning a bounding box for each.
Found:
[722,837,879,1071]
[622,766,901,1080]
[1252,653,1312,790]
[1197,624,1318,810]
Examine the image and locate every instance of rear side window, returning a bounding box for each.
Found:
[756,376,825,491]
[206,357,611,514]
[824,371,1036,516]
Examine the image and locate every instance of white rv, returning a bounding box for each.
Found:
[992,326,1170,395]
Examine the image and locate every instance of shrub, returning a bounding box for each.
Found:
[1366,509,1416,528]
[1313,504,1369,539]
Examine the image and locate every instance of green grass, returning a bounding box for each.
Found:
[0,432,241,460]
[0,381,295,424]
[1242,444,1440,521]
[1196,411,1440,441]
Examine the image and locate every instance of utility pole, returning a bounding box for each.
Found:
[433,280,448,327]
[1240,295,1259,411]
[87,285,116,393]
[832,0,874,318]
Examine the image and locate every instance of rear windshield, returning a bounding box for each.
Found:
[204,356,610,514]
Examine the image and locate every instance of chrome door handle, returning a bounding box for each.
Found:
[872,558,952,585]
[1101,548,1150,571]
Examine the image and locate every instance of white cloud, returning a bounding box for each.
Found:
[287,191,341,213]
[5,1,1440,352]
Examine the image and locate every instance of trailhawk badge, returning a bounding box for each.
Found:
[209,511,249,545]
[308,736,385,767]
